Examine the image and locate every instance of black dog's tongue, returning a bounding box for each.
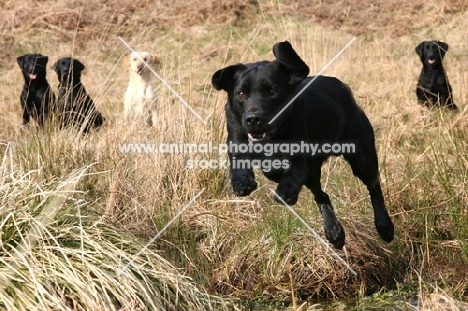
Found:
[428,58,436,65]
[29,73,37,80]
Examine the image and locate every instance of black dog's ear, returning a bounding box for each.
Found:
[41,55,49,65]
[272,41,309,85]
[51,61,59,73]
[212,64,246,91]
[415,41,426,57]
[436,41,449,53]
[73,59,85,72]
[16,55,25,67]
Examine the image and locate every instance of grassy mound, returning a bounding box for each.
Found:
[210,221,393,299]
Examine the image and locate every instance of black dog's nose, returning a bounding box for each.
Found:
[245,112,264,127]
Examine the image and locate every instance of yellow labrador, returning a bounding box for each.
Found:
[123,51,160,126]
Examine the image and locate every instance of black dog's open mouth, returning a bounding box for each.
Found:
[248,132,267,141]
[29,73,37,80]
[428,58,436,65]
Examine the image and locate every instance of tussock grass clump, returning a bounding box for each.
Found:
[0,142,226,311]
[209,214,393,300]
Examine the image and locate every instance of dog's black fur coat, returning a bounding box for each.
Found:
[53,57,104,133]
[415,40,457,111]
[212,41,394,249]
[17,53,55,127]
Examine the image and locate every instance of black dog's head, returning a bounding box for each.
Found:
[52,57,85,86]
[212,41,309,141]
[17,53,49,83]
[415,41,449,67]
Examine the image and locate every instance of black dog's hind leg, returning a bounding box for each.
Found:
[343,140,394,243]
[444,86,458,111]
[305,162,345,249]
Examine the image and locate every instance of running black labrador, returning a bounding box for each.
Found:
[415,40,457,111]
[212,41,394,249]
[52,57,104,133]
[17,53,55,127]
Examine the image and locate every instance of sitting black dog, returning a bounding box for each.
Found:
[52,57,104,133]
[17,53,55,127]
[212,41,394,249]
[415,40,457,111]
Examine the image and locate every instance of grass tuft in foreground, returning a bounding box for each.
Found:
[0,139,226,310]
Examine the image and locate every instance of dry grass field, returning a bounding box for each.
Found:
[1,0,468,310]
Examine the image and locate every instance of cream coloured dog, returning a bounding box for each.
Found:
[123,51,160,126]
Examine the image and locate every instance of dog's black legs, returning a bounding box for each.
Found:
[344,148,394,243]
[445,93,458,111]
[229,166,257,196]
[320,204,345,249]
[305,164,345,249]
[367,181,394,242]
[37,108,47,127]
[22,108,30,125]
[274,157,307,205]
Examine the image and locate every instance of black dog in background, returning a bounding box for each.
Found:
[52,57,104,133]
[17,53,55,127]
[212,41,394,249]
[415,40,457,111]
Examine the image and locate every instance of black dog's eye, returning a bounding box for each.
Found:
[237,91,247,99]
[269,89,278,96]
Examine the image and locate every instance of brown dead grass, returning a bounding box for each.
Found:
[2,0,468,67]
[279,0,468,38]
[0,0,260,67]
[4,0,468,38]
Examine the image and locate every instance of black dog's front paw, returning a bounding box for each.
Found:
[274,181,301,205]
[231,171,257,196]
[375,220,395,243]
